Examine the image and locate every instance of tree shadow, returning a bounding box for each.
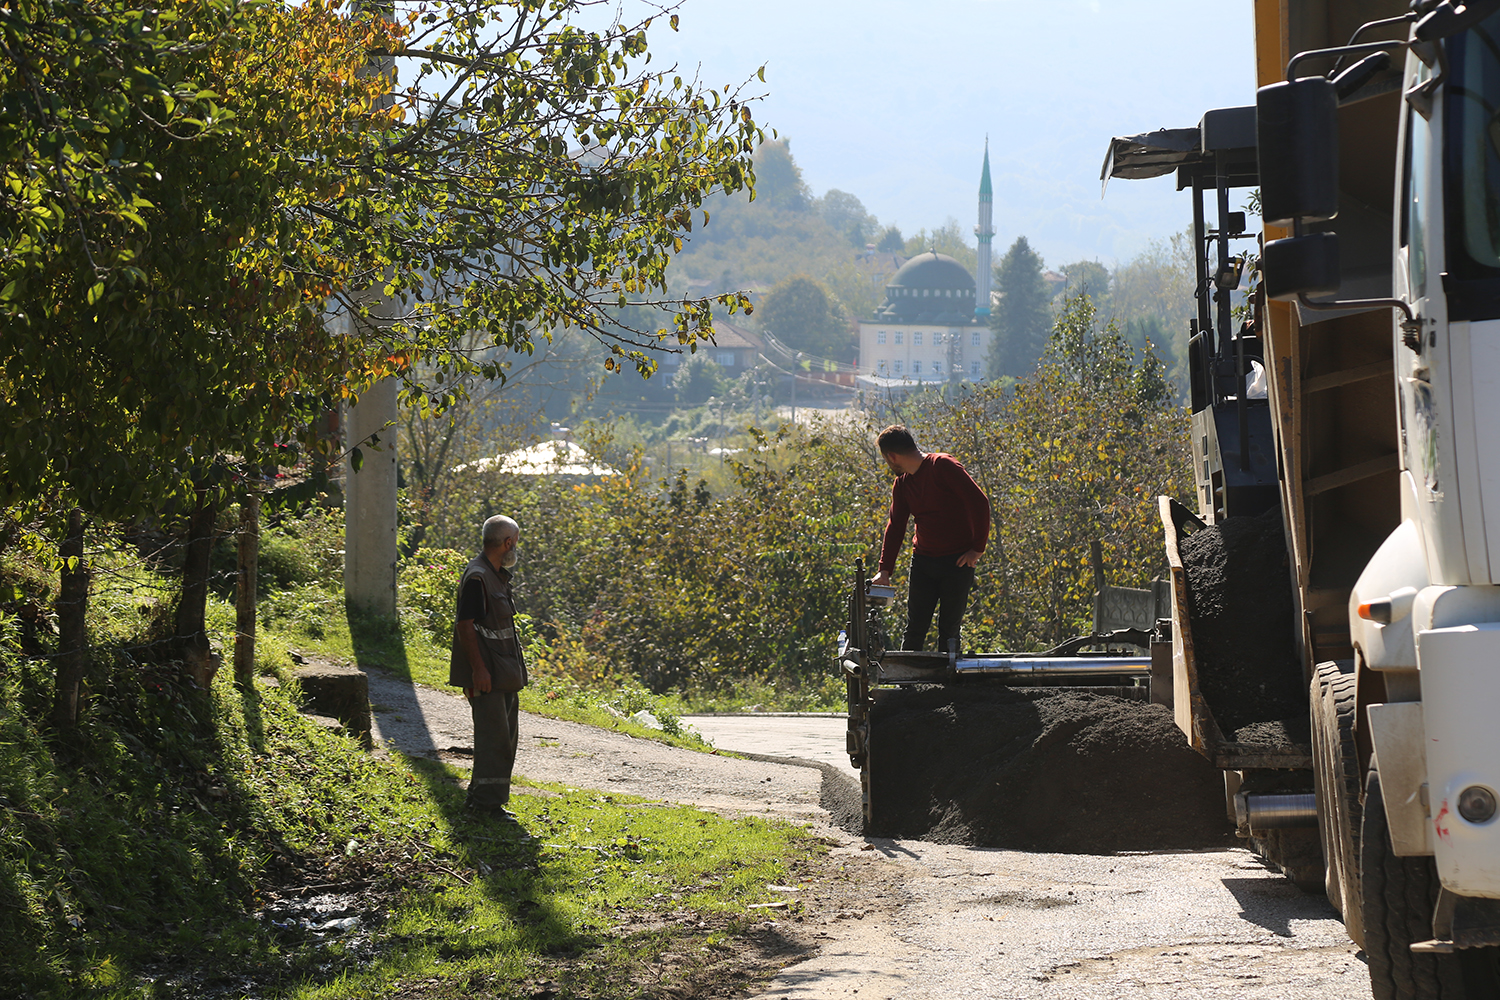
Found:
[342,610,595,969]
[237,677,267,751]
[345,609,442,757]
[404,756,592,965]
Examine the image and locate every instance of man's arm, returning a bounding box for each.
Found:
[872,481,910,586]
[455,576,491,697]
[456,621,491,697]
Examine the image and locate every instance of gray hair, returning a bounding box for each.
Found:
[481,514,519,548]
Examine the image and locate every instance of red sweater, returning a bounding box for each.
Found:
[879,453,991,574]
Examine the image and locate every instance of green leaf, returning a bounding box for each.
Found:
[86,282,105,305]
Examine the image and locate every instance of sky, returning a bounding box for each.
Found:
[618,0,1259,269]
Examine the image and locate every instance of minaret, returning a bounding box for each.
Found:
[974,140,994,319]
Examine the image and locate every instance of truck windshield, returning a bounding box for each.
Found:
[1448,13,1500,273]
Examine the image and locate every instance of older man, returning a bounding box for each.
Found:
[451,514,528,817]
[871,425,991,654]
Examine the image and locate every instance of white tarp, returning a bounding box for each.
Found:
[457,440,618,477]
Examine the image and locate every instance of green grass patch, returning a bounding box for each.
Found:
[210,587,728,753]
[0,654,822,999]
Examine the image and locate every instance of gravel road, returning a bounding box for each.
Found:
[357,667,1369,999]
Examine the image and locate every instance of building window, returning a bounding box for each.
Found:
[877,331,886,345]
[932,331,943,344]
[912,360,922,374]
[894,360,904,374]
[877,359,888,373]
[716,351,736,367]
[894,331,904,345]
[913,331,923,346]
[971,331,981,347]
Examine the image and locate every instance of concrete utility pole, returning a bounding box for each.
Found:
[344,372,399,616]
[344,6,400,618]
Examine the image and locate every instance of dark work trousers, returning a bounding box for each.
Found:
[467,688,519,808]
[903,552,976,652]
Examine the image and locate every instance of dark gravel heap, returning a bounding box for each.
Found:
[1178,508,1306,737]
[1233,718,1311,747]
[865,685,1232,852]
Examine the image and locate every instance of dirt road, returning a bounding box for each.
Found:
[362,671,1368,999]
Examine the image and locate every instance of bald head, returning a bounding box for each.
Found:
[482,514,518,548]
[481,515,520,569]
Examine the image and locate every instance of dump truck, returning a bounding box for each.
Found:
[1100,1,1500,995]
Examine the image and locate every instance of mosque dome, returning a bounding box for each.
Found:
[874,251,977,324]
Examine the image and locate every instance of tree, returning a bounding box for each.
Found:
[2,0,766,515]
[758,275,851,361]
[0,0,767,722]
[752,140,810,212]
[988,236,1051,378]
[674,355,726,405]
[1109,229,1196,392]
[1057,260,1112,317]
[1046,290,1132,390]
[0,0,412,720]
[0,0,393,516]
[876,226,905,253]
[902,218,977,273]
[816,189,878,247]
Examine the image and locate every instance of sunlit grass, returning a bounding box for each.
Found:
[203,588,732,753]
[0,654,819,999]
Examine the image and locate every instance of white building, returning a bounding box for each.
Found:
[856,147,995,389]
[856,252,994,386]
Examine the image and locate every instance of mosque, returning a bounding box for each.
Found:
[856,144,996,387]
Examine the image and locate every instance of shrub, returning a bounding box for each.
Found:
[398,547,468,646]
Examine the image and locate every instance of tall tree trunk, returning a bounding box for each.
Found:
[52,509,88,729]
[176,490,220,689]
[234,491,259,687]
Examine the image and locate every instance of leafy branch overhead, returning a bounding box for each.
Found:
[357,0,766,385]
[0,0,766,515]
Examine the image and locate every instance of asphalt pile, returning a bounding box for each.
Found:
[1178,508,1307,740]
[863,686,1231,852]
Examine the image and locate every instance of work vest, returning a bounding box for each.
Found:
[448,553,528,691]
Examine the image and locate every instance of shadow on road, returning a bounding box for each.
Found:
[343,611,594,965]
[1220,876,1340,938]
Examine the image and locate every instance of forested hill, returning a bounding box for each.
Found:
[668,140,976,323]
[670,139,1203,396]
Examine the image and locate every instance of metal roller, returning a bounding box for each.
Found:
[954,656,1152,678]
[1235,792,1318,830]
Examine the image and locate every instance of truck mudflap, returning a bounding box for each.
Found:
[1417,622,1500,897]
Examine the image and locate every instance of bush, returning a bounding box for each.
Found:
[398,547,468,647]
[397,305,1191,703]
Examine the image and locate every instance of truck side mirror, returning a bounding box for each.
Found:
[1257,78,1340,226]
[1262,232,1341,301]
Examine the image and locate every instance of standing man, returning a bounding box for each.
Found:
[871,425,991,654]
[451,514,528,819]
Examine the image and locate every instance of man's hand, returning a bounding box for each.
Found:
[956,549,982,569]
[870,570,891,587]
[465,665,492,699]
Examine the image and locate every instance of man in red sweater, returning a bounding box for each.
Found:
[871,425,991,653]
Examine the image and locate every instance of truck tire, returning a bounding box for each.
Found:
[1362,766,1470,999]
[1313,659,1364,947]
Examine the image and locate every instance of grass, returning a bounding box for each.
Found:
[0,652,824,999]
[214,583,798,753]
